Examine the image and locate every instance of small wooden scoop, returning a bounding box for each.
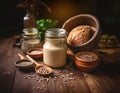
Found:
[15,53,33,70]
[18,53,27,60]
[26,55,52,76]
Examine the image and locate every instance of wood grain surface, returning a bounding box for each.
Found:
[0,36,120,93]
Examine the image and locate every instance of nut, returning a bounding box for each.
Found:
[67,25,92,46]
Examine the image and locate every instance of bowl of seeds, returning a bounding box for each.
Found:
[75,51,100,71]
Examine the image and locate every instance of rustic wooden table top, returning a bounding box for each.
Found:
[0,36,120,93]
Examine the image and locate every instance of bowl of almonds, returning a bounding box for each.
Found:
[62,14,101,53]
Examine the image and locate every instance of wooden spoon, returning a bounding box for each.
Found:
[18,53,27,60]
[26,55,52,76]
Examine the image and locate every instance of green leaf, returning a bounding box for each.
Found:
[37,18,59,41]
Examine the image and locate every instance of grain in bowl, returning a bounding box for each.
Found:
[75,51,100,72]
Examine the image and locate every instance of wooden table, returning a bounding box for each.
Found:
[0,36,120,93]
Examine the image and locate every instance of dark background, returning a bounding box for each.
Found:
[0,0,120,39]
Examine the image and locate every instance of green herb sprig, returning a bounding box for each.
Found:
[37,19,59,41]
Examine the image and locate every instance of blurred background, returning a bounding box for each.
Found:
[0,0,120,39]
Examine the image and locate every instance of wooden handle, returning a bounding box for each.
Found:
[18,53,25,60]
[26,55,40,66]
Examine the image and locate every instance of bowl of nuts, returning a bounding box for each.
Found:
[75,51,100,72]
[62,14,101,53]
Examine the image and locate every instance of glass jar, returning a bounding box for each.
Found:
[21,28,41,53]
[23,13,37,28]
[43,28,67,68]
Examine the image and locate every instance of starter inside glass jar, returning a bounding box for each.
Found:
[43,38,67,68]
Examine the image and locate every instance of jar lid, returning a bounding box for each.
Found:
[23,28,38,35]
[46,28,67,38]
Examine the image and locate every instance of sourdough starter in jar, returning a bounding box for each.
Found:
[43,28,67,68]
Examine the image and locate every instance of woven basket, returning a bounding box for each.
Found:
[62,14,101,53]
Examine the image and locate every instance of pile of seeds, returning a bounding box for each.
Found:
[78,53,97,61]
[23,61,76,91]
[60,72,75,83]
[33,85,47,91]
[36,66,50,75]
[24,73,56,82]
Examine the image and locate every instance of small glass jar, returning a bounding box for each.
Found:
[21,28,41,53]
[43,28,67,68]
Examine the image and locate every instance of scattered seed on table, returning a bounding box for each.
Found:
[40,87,43,90]
[36,86,40,90]
[46,78,49,82]
[84,74,88,77]
[49,77,52,79]
[66,74,69,77]
[59,70,62,73]
[24,77,27,79]
[53,79,55,81]
[33,87,36,90]
[63,79,68,83]
[33,77,36,80]
[39,79,41,82]
[28,77,31,79]
[72,77,75,80]
[61,75,65,77]
[36,79,39,81]
[69,72,73,76]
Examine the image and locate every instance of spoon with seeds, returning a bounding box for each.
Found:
[26,55,52,76]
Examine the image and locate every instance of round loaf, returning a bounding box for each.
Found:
[67,25,92,46]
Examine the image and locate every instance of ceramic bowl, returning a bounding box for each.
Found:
[15,59,33,70]
[27,48,43,59]
[62,14,101,53]
[75,51,100,71]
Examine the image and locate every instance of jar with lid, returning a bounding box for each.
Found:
[43,28,67,68]
[21,28,41,53]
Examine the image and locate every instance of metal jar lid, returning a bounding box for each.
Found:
[23,28,38,36]
[45,28,67,38]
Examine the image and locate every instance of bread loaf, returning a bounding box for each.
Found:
[67,25,92,46]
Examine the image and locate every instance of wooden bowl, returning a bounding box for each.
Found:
[94,48,120,65]
[27,48,43,59]
[62,14,101,53]
[75,51,100,71]
[102,55,120,65]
